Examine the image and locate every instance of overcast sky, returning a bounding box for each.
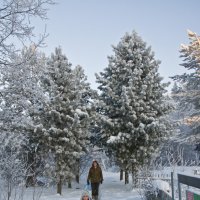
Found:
[34,0,200,90]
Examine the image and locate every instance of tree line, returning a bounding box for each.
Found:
[0,0,199,198]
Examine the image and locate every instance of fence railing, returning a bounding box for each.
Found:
[138,172,200,200]
[178,174,200,200]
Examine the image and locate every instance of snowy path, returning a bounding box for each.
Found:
[100,172,141,200]
[24,171,142,200]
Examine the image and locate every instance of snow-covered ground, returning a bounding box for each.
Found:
[22,171,141,200]
[6,166,200,200]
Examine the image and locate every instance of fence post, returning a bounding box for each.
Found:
[171,172,174,200]
[178,181,182,200]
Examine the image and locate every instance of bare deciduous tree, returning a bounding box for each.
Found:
[0,0,54,66]
[0,132,26,200]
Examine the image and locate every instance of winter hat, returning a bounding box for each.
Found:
[81,191,91,200]
[82,191,89,196]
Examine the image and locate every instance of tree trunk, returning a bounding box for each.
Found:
[131,164,138,188]
[68,179,72,188]
[120,169,123,181]
[26,152,36,187]
[76,159,80,183]
[26,176,35,187]
[7,178,11,200]
[76,174,79,184]
[57,176,62,195]
[125,170,129,184]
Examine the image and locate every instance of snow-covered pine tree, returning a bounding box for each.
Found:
[72,65,96,183]
[36,47,92,194]
[96,31,172,186]
[172,30,200,144]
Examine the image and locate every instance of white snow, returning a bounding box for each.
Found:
[107,135,120,143]
[21,171,142,200]
[75,109,89,117]
[152,180,171,194]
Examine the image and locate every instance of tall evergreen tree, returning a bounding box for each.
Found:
[71,65,96,184]
[35,47,92,194]
[96,31,172,186]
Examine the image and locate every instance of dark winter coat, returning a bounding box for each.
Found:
[87,166,103,184]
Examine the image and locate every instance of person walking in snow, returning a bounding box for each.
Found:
[87,160,103,200]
